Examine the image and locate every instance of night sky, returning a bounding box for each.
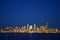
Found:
[0,0,60,28]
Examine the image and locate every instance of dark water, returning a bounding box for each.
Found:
[0,33,60,40]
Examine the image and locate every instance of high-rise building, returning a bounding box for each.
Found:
[27,24,29,29]
[34,24,36,31]
[56,28,58,32]
[45,22,48,29]
[29,25,33,31]
[34,24,36,27]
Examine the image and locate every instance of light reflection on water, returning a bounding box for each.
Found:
[0,33,60,40]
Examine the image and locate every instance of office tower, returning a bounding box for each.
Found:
[45,22,48,29]
[34,24,37,31]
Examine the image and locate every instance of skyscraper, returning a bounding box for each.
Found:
[45,22,48,29]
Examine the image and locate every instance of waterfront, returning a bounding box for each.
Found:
[0,23,60,33]
[0,33,60,40]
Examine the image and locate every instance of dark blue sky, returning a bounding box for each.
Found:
[0,0,60,28]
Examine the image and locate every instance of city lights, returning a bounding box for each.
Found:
[0,23,60,33]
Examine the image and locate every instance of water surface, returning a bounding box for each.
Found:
[0,33,60,40]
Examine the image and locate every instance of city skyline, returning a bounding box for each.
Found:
[0,22,60,29]
[0,0,60,40]
[0,23,60,33]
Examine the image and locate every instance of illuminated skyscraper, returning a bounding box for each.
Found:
[27,24,29,31]
[29,25,33,30]
[27,24,29,28]
[34,24,37,31]
[34,24,36,27]
[56,28,58,32]
[45,22,48,29]
[29,25,33,31]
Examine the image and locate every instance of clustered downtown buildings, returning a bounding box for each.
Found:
[0,23,60,33]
